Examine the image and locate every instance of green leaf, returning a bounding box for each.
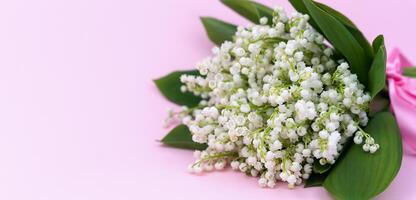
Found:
[289,0,373,83]
[200,17,237,46]
[348,28,374,60]
[161,124,208,150]
[290,0,373,59]
[372,34,384,53]
[315,0,374,60]
[403,67,416,77]
[314,1,357,29]
[304,172,328,188]
[154,70,202,107]
[288,0,321,32]
[289,0,363,34]
[316,1,374,59]
[251,2,274,25]
[313,161,331,174]
[289,0,363,35]
[221,0,260,24]
[368,35,387,98]
[301,0,370,85]
[323,112,403,200]
[315,1,375,60]
[221,0,273,25]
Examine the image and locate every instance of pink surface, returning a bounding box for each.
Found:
[387,48,416,155]
[0,0,415,199]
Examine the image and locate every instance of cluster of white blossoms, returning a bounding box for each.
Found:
[173,7,378,188]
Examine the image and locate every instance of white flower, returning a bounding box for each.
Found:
[258,177,267,187]
[240,104,251,113]
[259,17,268,25]
[172,7,374,188]
[230,160,240,170]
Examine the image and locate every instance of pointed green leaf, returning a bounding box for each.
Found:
[221,0,260,23]
[348,28,374,60]
[302,0,370,85]
[368,35,387,98]
[288,0,321,32]
[372,34,385,53]
[200,17,237,46]
[304,172,327,188]
[289,0,373,82]
[289,0,360,33]
[403,67,416,78]
[314,1,357,29]
[161,125,208,150]
[251,2,274,25]
[154,70,202,107]
[221,0,273,25]
[323,112,403,200]
[289,0,364,36]
[290,0,373,58]
[313,161,331,174]
[314,2,375,59]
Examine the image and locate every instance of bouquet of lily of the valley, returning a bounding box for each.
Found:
[154,0,415,199]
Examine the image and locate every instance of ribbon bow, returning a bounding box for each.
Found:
[387,48,416,155]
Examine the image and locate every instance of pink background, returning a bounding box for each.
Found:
[0,0,415,199]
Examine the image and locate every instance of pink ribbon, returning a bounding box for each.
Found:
[387,48,416,155]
